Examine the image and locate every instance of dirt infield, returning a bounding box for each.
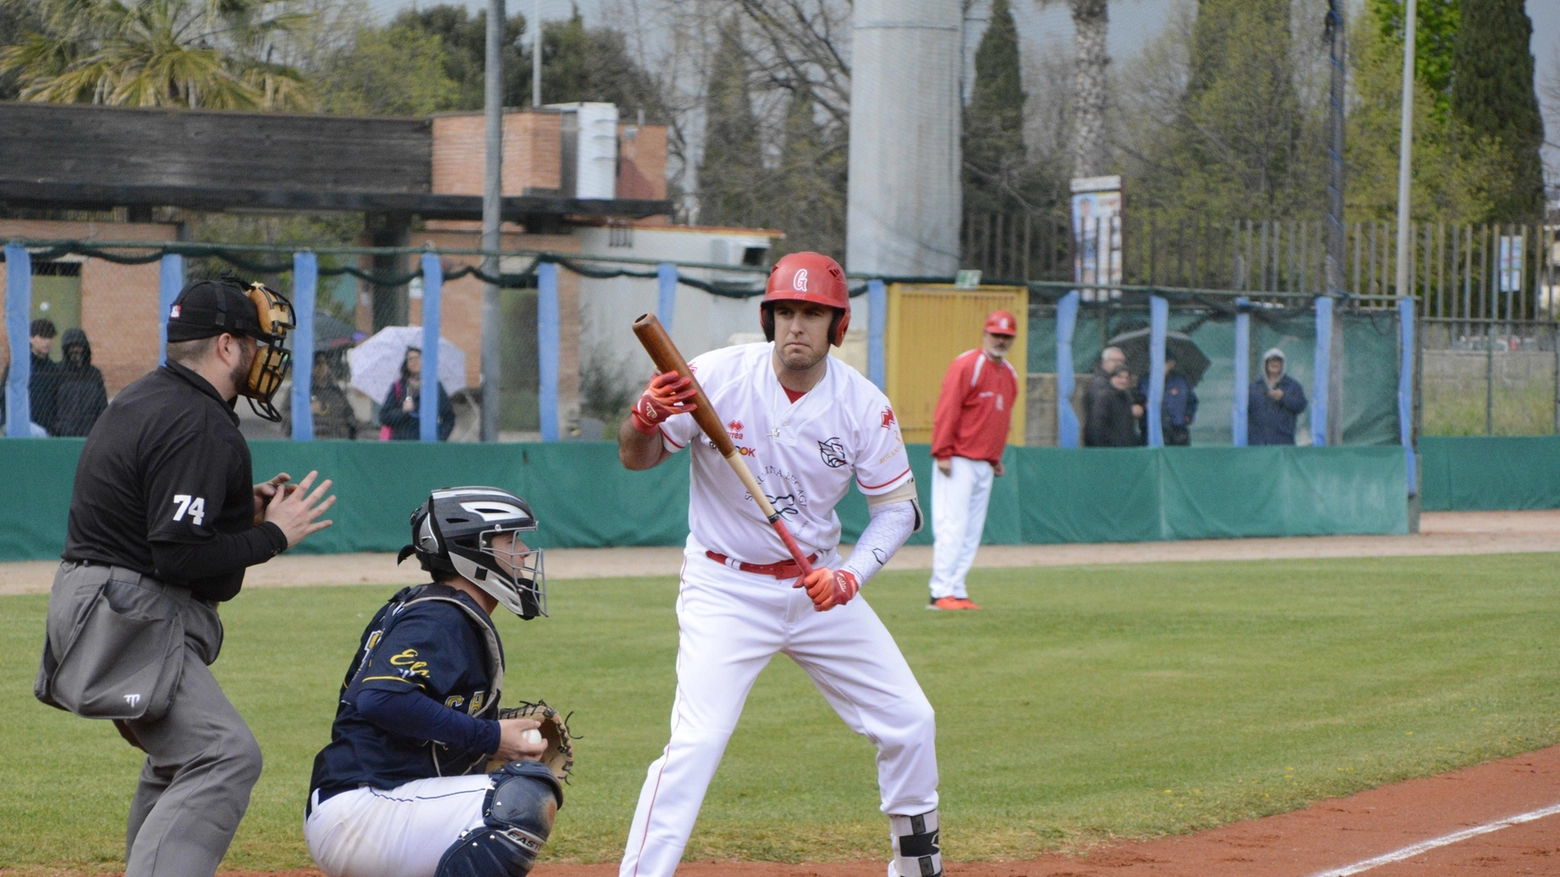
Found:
[3,510,1557,596]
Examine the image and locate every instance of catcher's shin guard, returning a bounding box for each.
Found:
[435,762,564,877]
[888,809,943,877]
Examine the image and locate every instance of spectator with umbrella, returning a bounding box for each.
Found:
[1138,356,1198,446]
[1104,328,1208,447]
[379,348,454,441]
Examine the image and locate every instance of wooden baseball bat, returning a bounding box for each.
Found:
[631,313,814,577]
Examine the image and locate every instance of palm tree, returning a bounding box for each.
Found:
[1030,0,1111,178]
[1066,0,1109,178]
[0,0,314,111]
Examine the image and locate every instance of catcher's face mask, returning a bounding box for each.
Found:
[398,488,549,619]
[238,281,296,423]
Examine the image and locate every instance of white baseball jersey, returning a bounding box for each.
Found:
[658,342,912,563]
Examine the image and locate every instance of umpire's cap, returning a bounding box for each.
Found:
[166,277,281,343]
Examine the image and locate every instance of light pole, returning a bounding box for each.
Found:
[1394,0,1417,303]
[481,0,505,441]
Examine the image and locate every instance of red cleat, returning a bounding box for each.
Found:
[927,596,963,611]
[953,597,982,610]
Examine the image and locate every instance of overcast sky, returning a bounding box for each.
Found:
[367,0,1560,172]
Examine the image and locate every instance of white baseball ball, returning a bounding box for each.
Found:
[521,729,543,745]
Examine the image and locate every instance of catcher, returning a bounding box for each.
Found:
[306,487,573,877]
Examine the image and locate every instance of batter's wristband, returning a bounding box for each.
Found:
[630,410,661,436]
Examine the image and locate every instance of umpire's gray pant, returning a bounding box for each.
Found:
[47,564,263,877]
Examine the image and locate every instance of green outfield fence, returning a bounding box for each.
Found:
[0,440,1420,563]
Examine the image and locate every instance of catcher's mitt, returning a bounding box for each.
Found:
[489,699,575,781]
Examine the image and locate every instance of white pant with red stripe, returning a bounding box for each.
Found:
[619,547,939,877]
[929,456,995,600]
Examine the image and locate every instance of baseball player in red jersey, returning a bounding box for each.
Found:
[927,310,1019,610]
[617,252,943,877]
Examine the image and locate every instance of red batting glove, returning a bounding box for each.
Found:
[795,567,859,612]
[630,371,698,435]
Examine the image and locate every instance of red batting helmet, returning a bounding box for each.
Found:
[760,252,851,346]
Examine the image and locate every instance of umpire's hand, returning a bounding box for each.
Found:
[263,470,336,548]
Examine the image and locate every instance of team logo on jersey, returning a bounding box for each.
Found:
[793,268,809,291]
[880,407,896,429]
[818,437,847,468]
[728,419,744,439]
[767,493,800,518]
[736,445,756,457]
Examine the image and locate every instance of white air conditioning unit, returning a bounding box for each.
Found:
[547,102,619,199]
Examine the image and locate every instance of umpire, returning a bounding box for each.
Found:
[34,277,336,877]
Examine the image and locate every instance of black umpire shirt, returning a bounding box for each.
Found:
[62,361,287,602]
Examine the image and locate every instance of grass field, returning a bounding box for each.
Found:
[3,554,1559,872]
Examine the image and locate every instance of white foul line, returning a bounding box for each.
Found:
[1307,801,1560,877]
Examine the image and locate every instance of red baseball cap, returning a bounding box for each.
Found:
[984,310,1017,336]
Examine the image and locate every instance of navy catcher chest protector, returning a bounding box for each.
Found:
[435,760,564,877]
[341,584,506,776]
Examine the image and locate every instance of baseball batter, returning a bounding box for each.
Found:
[616,252,942,877]
[305,487,561,877]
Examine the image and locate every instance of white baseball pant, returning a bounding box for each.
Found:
[305,776,490,877]
[929,456,995,600]
[619,550,939,877]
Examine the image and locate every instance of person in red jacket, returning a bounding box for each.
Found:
[927,310,1019,610]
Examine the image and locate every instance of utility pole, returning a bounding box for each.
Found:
[1324,0,1347,446]
[1394,0,1417,304]
[481,0,505,442]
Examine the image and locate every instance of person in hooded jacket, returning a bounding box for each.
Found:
[50,328,109,437]
[1248,348,1308,445]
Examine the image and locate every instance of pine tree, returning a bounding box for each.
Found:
[768,82,846,258]
[1450,0,1544,223]
[963,0,1028,214]
[697,21,762,227]
[1143,0,1319,219]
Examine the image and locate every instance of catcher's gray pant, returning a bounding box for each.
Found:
[619,549,939,877]
[46,563,262,877]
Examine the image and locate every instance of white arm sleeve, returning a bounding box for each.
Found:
[841,500,917,585]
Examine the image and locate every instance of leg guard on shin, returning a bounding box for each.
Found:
[436,762,565,877]
[888,809,943,877]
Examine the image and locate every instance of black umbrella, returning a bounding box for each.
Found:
[313,310,358,350]
[1104,328,1211,387]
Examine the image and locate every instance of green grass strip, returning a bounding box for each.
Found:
[2,553,1558,871]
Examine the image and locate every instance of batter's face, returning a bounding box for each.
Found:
[771,301,834,372]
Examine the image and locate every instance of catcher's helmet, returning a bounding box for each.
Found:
[397,487,547,619]
[760,252,850,346]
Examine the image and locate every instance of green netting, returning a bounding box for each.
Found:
[1026,303,1401,446]
[0,440,1406,562]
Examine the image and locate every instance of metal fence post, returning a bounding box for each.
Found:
[1312,296,1333,447]
[1398,297,1416,495]
[537,261,559,442]
[291,251,317,442]
[4,243,31,438]
[419,251,443,443]
[1233,298,1250,446]
[1147,295,1167,447]
[656,262,678,330]
[158,254,184,365]
[868,280,887,391]
[1485,320,1494,435]
[1056,290,1080,447]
